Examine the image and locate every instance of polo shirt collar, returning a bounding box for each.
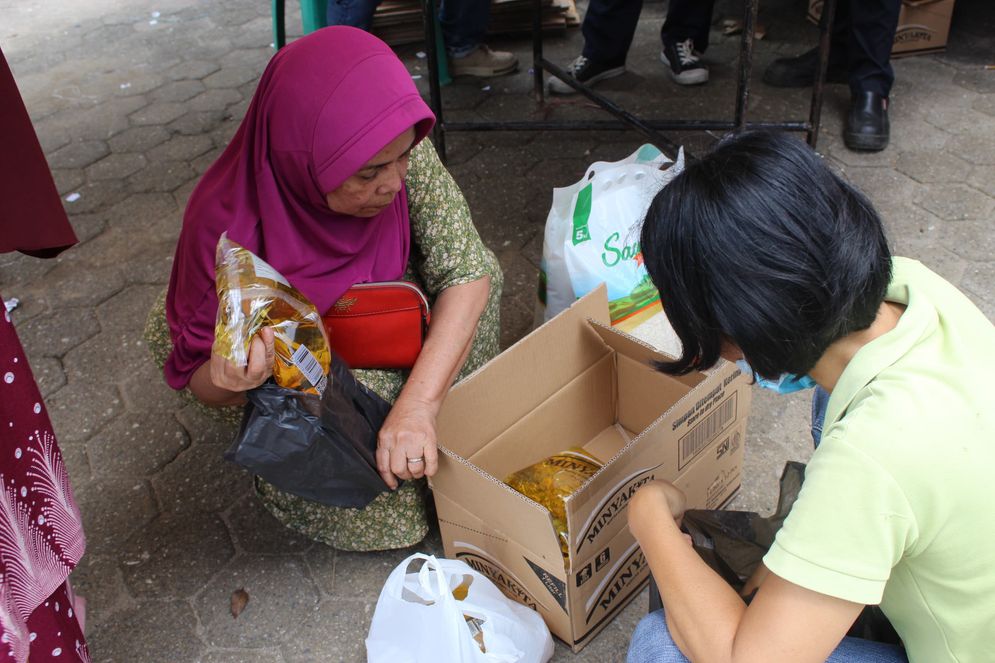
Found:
[824,259,938,430]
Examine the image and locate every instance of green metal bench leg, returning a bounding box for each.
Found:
[273,0,327,50]
[273,0,286,49]
[301,0,329,34]
[433,11,451,86]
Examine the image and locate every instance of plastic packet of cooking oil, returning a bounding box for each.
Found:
[212,232,331,396]
[464,615,486,653]
[451,575,487,653]
[504,447,603,561]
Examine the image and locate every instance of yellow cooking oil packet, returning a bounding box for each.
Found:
[212,232,331,395]
[504,447,603,561]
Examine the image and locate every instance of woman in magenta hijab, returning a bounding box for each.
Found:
[148,27,501,551]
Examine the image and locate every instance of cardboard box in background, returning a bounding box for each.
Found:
[430,286,752,651]
[808,0,956,57]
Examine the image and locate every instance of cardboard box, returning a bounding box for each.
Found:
[808,0,956,57]
[430,286,752,651]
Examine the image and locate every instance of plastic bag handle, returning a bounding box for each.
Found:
[417,554,454,602]
[380,552,436,600]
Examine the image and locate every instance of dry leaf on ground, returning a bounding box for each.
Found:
[230,588,250,619]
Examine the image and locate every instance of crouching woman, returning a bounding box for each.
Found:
[147,27,502,552]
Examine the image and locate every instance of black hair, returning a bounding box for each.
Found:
[640,130,892,378]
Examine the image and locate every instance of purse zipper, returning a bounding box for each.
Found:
[350,281,431,312]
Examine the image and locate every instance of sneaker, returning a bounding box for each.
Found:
[450,45,519,78]
[661,38,709,85]
[763,46,848,88]
[548,55,626,95]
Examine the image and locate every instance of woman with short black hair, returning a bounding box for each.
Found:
[627,131,995,663]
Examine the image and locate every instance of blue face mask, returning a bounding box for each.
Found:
[735,360,817,394]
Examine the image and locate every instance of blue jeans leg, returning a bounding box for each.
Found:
[440,0,491,57]
[626,610,690,663]
[811,385,830,448]
[326,0,379,30]
[627,610,908,663]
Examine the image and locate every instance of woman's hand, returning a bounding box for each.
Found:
[371,278,488,490]
[210,326,275,393]
[189,327,275,407]
[628,480,687,541]
[376,396,439,490]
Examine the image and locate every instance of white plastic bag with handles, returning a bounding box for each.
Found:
[366,553,554,663]
[539,144,684,331]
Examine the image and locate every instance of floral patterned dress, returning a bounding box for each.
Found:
[0,301,90,661]
[146,138,502,551]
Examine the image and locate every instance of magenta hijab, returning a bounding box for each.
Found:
[165,27,435,389]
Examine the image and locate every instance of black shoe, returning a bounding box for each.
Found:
[661,38,709,85]
[763,46,847,88]
[845,91,890,151]
[548,55,625,95]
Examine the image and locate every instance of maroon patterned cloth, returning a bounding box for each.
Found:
[0,46,89,662]
[0,304,89,662]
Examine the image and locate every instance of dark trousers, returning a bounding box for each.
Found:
[327,0,489,56]
[580,0,901,96]
[831,0,903,97]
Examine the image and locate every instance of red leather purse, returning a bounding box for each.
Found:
[322,281,431,370]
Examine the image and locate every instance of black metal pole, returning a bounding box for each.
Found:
[423,0,447,160]
[540,58,682,158]
[808,0,838,148]
[272,0,286,50]
[733,0,760,131]
[532,0,544,102]
[443,119,812,132]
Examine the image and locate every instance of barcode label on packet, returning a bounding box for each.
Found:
[250,254,291,287]
[291,344,326,393]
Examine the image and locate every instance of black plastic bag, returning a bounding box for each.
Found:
[680,461,901,645]
[681,461,806,592]
[225,356,393,508]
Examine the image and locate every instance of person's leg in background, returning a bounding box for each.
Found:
[548,0,641,93]
[842,0,902,151]
[659,0,715,85]
[326,0,379,30]
[627,609,909,663]
[763,0,852,88]
[443,0,519,77]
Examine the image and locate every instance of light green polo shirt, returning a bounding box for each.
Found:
[763,258,995,663]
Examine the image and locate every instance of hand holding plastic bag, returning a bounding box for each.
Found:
[225,353,393,508]
[366,553,554,663]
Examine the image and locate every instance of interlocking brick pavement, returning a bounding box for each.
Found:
[2,0,992,659]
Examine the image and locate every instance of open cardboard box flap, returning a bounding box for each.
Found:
[437,286,611,459]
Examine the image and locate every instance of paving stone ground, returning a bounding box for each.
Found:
[2,0,993,660]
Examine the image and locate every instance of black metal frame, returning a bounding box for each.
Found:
[422,0,838,161]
